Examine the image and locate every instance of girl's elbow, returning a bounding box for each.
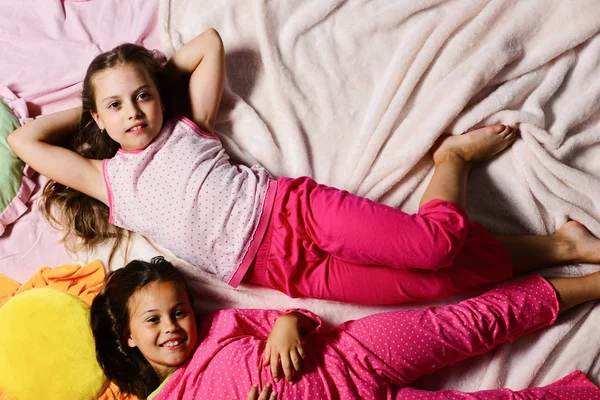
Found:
[202,29,224,49]
[6,130,21,152]
[203,28,221,40]
[7,129,36,158]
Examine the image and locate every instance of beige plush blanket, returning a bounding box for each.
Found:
[87,0,600,393]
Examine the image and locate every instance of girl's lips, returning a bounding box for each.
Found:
[160,338,187,350]
[127,124,148,134]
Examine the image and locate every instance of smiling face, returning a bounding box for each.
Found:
[126,280,197,379]
[90,62,164,151]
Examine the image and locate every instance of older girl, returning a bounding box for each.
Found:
[9,30,600,304]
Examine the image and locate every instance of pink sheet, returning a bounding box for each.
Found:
[0,175,73,283]
[0,0,161,117]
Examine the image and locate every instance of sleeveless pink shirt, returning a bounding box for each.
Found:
[102,116,276,286]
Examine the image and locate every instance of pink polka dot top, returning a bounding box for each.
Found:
[102,116,276,286]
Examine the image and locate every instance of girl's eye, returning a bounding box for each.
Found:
[146,317,159,324]
[174,310,188,319]
[108,102,120,109]
[137,92,150,101]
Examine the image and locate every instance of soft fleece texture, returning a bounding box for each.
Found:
[150,0,600,393]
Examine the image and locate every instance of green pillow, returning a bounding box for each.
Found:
[0,99,34,235]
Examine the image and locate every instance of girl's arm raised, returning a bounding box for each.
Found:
[165,29,226,134]
[7,107,107,204]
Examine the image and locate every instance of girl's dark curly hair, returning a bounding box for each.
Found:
[90,257,194,398]
[40,43,167,265]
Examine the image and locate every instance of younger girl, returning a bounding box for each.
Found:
[91,257,600,399]
[9,29,600,304]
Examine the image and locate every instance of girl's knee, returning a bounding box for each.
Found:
[417,199,469,229]
[413,200,470,271]
[424,243,462,271]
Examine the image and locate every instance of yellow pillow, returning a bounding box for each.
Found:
[0,287,107,400]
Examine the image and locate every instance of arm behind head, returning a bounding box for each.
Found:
[37,109,130,266]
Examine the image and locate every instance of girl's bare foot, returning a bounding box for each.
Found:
[432,124,516,164]
[555,220,600,264]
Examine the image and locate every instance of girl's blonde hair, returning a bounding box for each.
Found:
[40,44,167,264]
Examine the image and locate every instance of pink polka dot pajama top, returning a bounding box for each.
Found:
[104,116,515,304]
[148,276,600,400]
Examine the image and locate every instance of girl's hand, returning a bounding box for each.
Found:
[264,313,307,383]
[243,383,276,400]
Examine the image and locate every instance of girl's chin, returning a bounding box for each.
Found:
[120,139,152,151]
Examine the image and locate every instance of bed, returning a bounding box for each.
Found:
[2,0,600,397]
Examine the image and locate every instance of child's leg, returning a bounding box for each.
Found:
[327,274,600,388]
[425,125,600,272]
[291,181,600,277]
[265,125,515,273]
[420,124,516,208]
[270,176,472,272]
[250,217,600,304]
[495,220,600,273]
[249,220,512,304]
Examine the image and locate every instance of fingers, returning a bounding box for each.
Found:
[265,342,306,382]
[246,384,276,400]
[263,343,271,366]
[297,345,306,360]
[270,350,280,381]
[271,349,294,382]
[279,346,304,382]
[280,351,293,382]
[246,385,259,400]
[290,347,303,377]
[257,384,276,400]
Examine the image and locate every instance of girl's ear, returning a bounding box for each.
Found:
[90,110,105,131]
[127,336,137,348]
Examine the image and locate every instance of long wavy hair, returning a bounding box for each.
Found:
[40,44,167,264]
[90,257,195,398]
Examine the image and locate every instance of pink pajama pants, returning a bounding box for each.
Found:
[395,371,600,399]
[310,276,600,399]
[248,176,513,304]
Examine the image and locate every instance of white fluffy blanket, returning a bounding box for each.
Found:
[98,0,600,393]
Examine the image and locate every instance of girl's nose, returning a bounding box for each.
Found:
[163,318,179,333]
[127,103,143,119]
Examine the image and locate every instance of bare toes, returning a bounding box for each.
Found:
[488,124,506,134]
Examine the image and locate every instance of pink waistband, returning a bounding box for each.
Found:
[227,178,277,287]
